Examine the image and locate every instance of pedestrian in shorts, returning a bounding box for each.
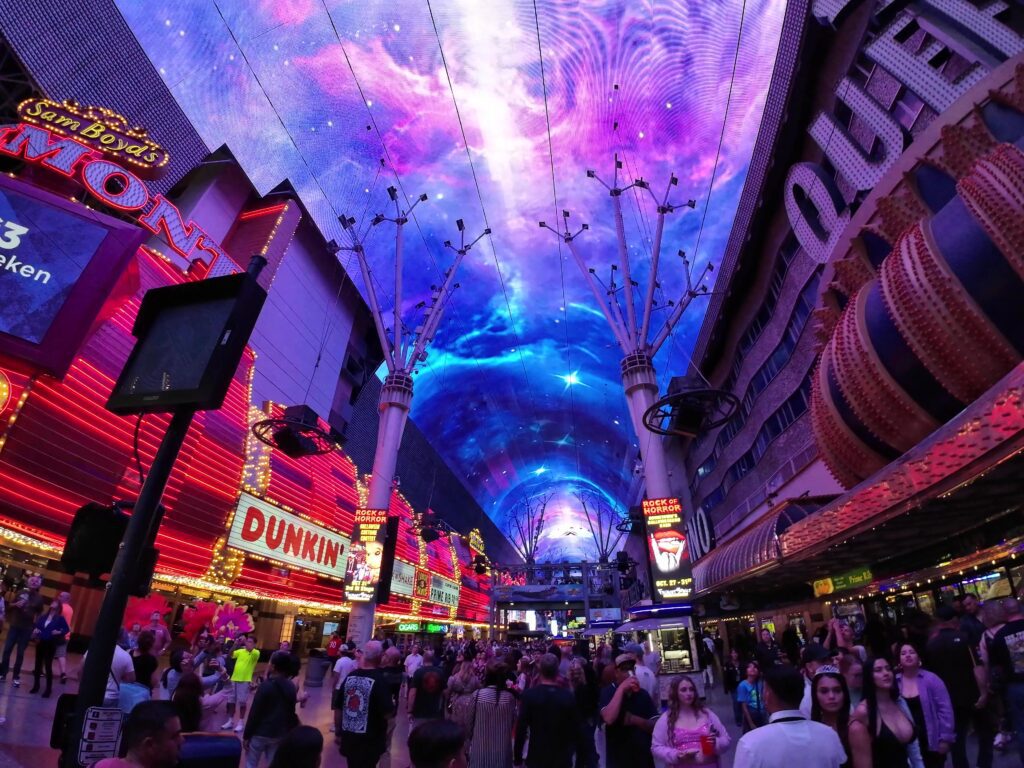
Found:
[223,635,261,733]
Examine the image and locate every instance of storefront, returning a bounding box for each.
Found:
[0,99,494,645]
[616,604,701,700]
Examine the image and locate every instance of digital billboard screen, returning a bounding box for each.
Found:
[643,497,693,601]
[0,174,144,376]
[345,508,387,602]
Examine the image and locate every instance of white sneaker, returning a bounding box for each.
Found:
[220,720,233,730]
[234,722,244,733]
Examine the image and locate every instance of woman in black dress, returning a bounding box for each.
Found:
[852,657,924,768]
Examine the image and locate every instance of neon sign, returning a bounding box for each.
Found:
[643,497,693,601]
[17,99,170,178]
[345,507,387,602]
[0,122,230,273]
[0,371,10,415]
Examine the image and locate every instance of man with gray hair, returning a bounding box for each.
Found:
[339,640,395,768]
[515,653,582,768]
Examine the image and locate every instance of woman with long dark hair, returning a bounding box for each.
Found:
[29,599,69,698]
[853,657,924,768]
[896,643,954,768]
[131,630,160,691]
[466,660,518,768]
[811,667,869,768]
[446,654,480,732]
[172,671,230,731]
[651,675,730,766]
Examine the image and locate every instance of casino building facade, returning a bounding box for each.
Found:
[0,2,513,649]
[672,0,1024,638]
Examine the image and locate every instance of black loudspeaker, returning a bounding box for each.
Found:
[61,502,130,583]
[106,271,267,414]
[375,516,400,604]
[131,545,159,598]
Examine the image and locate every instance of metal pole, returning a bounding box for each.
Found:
[63,407,195,766]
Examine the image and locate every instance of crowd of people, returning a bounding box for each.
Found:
[0,572,1021,768]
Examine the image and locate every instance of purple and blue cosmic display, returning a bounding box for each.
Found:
[119,0,785,561]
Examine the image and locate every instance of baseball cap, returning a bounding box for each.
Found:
[624,643,645,657]
[340,644,351,651]
[800,644,833,665]
[615,653,636,668]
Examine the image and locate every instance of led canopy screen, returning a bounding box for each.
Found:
[121,0,786,560]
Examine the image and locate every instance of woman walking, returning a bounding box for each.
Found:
[446,653,480,731]
[652,675,730,766]
[896,643,954,768]
[30,599,69,698]
[467,660,518,768]
[852,656,925,768]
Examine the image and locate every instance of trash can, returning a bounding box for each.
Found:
[303,650,331,688]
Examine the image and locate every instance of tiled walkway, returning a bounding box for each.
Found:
[0,653,1016,768]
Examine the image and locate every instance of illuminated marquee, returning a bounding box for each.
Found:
[643,497,693,601]
[18,99,170,178]
[0,122,230,273]
[227,492,350,579]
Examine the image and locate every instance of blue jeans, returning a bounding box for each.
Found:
[0,625,32,678]
[245,735,281,768]
[1006,683,1024,767]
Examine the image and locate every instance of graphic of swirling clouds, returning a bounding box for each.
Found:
[119,0,786,561]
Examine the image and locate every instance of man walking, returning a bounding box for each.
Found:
[223,635,261,733]
[242,651,298,768]
[515,653,583,768]
[927,605,993,768]
[339,641,395,768]
[734,666,846,768]
[990,597,1024,766]
[0,572,44,687]
[599,653,657,768]
[407,649,447,731]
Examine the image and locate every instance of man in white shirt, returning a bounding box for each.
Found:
[83,643,136,708]
[403,644,423,681]
[625,643,659,705]
[734,665,846,768]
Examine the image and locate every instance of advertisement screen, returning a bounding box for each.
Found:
[0,186,107,343]
[0,174,143,376]
[345,508,387,602]
[643,497,693,601]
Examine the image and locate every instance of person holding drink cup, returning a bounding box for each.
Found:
[652,675,731,766]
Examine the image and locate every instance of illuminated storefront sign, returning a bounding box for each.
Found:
[813,566,873,598]
[396,621,450,634]
[345,507,387,602]
[227,492,349,579]
[643,497,693,600]
[18,98,169,177]
[468,528,485,553]
[0,120,229,272]
[390,559,415,597]
[429,576,460,608]
[414,569,431,599]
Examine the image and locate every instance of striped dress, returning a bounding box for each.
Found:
[467,686,518,768]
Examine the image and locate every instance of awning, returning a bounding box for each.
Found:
[582,624,617,636]
[692,498,828,594]
[615,616,693,633]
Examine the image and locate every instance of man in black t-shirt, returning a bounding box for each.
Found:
[407,649,448,731]
[990,598,1024,766]
[515,653,582,768]
[340,641,395,768]
[599,653,656,768]
[927,605,992,768]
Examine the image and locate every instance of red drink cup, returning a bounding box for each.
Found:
[700,734,715,756]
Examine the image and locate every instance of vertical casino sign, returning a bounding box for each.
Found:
[643,497,693,600]
[345,508,387,602]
